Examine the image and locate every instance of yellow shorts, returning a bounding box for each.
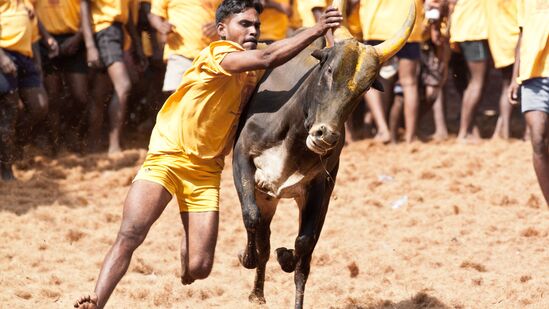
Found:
[134,152,223,212]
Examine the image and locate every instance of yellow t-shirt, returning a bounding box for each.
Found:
[148,41,264,160]
[123,0,139,51]
[91,0,129,33]
[360,0,424,43]
[35,0,80,34]
[348,3,362,40]
[297,0,326,27]
[517,0,549,81]
[289,0,303,29]
[259,0,290,41]
[151,0,219,60]
[450,0,487,43]
[0,1,33,57]
[484,0,519,68]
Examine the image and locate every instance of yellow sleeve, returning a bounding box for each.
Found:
[150,0,167,18]
[201,41,245,76]
[516,0,524,28]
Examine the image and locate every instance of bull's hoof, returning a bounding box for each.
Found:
[248,291,266,304]
[238,250,258,269]
[276,247,296,273]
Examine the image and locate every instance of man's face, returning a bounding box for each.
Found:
[217,8,260,50]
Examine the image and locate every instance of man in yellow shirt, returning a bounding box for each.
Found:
[0,0,48,181]
[80,0,142,154]
[509,0,549,206]
[485,0,520,140]
[148,0,220,94]
[449,0,488,143]
[35,0,89,153]
[74,1,342,308]
[360,0,425,143]
[259,0,292,43]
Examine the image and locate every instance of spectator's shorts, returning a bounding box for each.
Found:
[0,50,41,94]
[133,152,223,213]
[94,23,124,68]
[521,77,549,114]
[458,40,488,62]
[162,54,193,92]
[41,33,87,75]
[366,40,421,60]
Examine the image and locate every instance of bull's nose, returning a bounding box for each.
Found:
[309,124,340,146]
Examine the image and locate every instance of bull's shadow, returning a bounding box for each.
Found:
[338,292,450,309]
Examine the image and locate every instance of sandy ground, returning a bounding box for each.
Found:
[1,137,548,309]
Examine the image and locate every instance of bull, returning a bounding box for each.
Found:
[232,1,416,308]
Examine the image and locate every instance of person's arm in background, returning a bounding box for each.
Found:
[220,7,342,73]
[139,1,163,66]
[80,0,101,68]
[0,49,17,76]
[147,11,173,46]
[37,19,59,58]
[508,29,522,105]
[126,3,147,69]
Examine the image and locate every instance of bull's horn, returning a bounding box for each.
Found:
[373,0,416,63]
[331,0,353,42]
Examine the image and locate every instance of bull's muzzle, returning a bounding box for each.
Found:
[306,124,340,155]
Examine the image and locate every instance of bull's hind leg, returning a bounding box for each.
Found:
[249,191,278,304]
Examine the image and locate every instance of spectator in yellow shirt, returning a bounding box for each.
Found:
[74,1,342,308]
[485,0,520,140]
[148,0,220,94]
[259,0,292,43]
[35,0,89,153]
[80,0,143,154]
[360,0,425,143]
[449,0,488,143]
[509,0,549,206]
[0,0,48,181]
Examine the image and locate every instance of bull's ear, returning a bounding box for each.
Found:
[311,48,329,62]
[371,79,384,92]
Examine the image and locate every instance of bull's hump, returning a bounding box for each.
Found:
[253,142,305,199]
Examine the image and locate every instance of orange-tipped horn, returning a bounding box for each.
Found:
[373,0,416,63]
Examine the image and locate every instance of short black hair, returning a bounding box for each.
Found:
[215,0,263,24]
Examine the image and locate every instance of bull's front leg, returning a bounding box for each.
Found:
[233,143,260,269]
[293,161,339,309]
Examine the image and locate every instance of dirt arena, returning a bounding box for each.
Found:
[1,136,548,309]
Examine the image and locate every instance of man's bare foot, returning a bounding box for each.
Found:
[373,130,391,144]
[431,131,448,142]
[108,144,122,155]
[74,293,98,308]
[457,134,481,145]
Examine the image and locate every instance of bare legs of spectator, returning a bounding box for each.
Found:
[525,111,549,206]
[44,72,88,153]
[491,66,513,140]
[87,61,131,154]
[0,92,18,181]
[399,58,420,143]
[432,87,448,141]
[364,77,392,143]
[457,60,487,142]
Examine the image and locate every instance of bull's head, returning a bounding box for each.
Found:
[304,0,416,155]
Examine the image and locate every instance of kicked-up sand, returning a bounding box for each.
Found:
[1,138,548,308]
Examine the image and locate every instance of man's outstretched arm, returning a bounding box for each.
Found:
[220,7,342,73]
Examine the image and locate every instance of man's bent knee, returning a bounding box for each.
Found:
[116,227,147,251]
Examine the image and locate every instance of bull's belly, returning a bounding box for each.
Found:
[253,142,306,199]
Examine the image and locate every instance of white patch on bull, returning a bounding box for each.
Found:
[253,142,306,199]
